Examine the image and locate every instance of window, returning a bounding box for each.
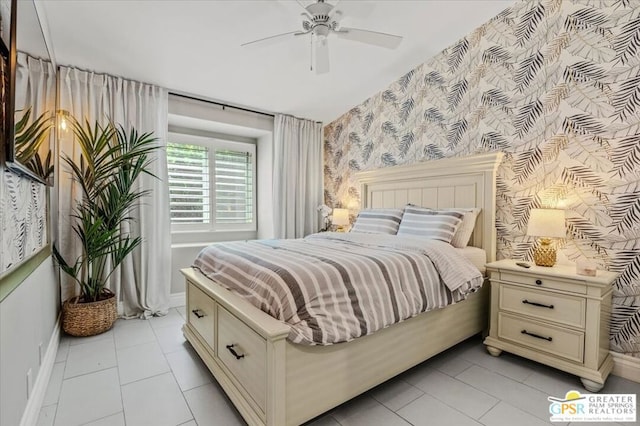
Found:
[167,143,210,224]
[167,133,256,232]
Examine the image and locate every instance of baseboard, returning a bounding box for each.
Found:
[169,291,185,308]
[611,351,640,383]
[20,314,61,426]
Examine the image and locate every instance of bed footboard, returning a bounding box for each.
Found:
[182,267,489,426]
[182,268,289,426]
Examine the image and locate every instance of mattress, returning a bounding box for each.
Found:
[193,232,483,345]
[457,246,487,274]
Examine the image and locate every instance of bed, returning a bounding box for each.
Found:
[181,152,503,426]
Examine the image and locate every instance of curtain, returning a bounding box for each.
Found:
[273,114,323,239]
[57,66,171,318]
[0,54,55,273]
[15,53,56,123]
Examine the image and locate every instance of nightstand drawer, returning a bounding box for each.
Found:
[500,285,586,328]
[499,271,586,294]
[498,312,584,363]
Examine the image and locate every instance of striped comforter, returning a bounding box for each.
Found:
[192,232,483,345]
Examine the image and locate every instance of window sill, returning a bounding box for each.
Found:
[171,229,258,246]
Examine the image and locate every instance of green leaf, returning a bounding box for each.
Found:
[14,107,54,180]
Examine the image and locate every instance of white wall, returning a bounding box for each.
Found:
[0,256,59,426]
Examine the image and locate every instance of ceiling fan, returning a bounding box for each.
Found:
[241,0,403,74]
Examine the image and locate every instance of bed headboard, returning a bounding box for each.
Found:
[354,153,504,262]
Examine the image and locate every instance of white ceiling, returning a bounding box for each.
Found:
[40,0,513,123]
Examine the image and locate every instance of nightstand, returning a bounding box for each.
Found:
[483,259,617,392]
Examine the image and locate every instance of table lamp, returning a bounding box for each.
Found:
[526,208,566,267]
[332,208,350,232]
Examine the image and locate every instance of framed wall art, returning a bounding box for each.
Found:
[0,0,11,49]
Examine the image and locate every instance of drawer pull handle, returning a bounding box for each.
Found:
[521,329,552,342]
[535,279,542,285]
[191,309,205,319]
[226,344,245,360]
[522,300,554,309]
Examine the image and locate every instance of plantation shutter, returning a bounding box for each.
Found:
[167,143,210,223]
[215,149,253,224]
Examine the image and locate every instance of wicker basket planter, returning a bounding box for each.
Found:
[62,289,117,337]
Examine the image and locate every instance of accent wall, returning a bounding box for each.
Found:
[324,0,640,357]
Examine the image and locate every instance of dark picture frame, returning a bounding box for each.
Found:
[0,52,6,163]
[0,0,13,167]
[3,0,56,185]
[0,0,11,48]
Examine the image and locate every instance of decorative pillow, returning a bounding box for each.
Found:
[444,207,482,248]
[350,208,404,235]
[397,205,464,243]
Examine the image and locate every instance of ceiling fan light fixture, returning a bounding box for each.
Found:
[315,24,330,38]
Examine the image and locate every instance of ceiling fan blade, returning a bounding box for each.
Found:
[337,27,402,49]
[241,31,302,47]
[328,0,342,17]
[315,37,330,74]
[295,0,314,20]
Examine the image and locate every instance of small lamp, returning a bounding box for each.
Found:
[332,208,350,232]
[57,110,71,132]
[526,208,566,267]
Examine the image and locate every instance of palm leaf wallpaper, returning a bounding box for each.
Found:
[324,0,640,357]
[0,168,47,273]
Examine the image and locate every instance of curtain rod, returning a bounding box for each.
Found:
[169,92,275,118]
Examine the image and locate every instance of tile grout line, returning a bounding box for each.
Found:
[53,332,119,426]
[111,330,125,426]
[453,351,565,398]
[50,338,70,426]
[78,409,123,426]
[475,398,501,425]
[155,308,197,425]
[435,359,474,379]
[410,377,493,425]
[40,360,65,425]
[374,379,425,413]
[452,365,560,424]
[62,364,117,381]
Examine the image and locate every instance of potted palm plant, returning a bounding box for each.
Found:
[53,117,159,337]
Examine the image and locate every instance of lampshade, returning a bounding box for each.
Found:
[332,208,350,226]
[527,209,566,238]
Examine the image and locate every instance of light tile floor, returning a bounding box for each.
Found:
[37,307,640,426]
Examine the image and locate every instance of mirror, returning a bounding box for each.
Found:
[5,0,56,185]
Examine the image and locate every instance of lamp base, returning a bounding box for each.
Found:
[533,238,556,267]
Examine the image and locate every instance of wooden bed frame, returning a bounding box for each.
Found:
[181,152,503,426]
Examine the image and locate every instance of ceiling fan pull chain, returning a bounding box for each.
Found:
[310,34,313,72]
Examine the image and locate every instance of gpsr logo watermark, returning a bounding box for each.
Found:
[548,390,636,422]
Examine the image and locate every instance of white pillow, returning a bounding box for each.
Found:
[397,206,463,243]
[443,207,481,248]
[351,208,404,235]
